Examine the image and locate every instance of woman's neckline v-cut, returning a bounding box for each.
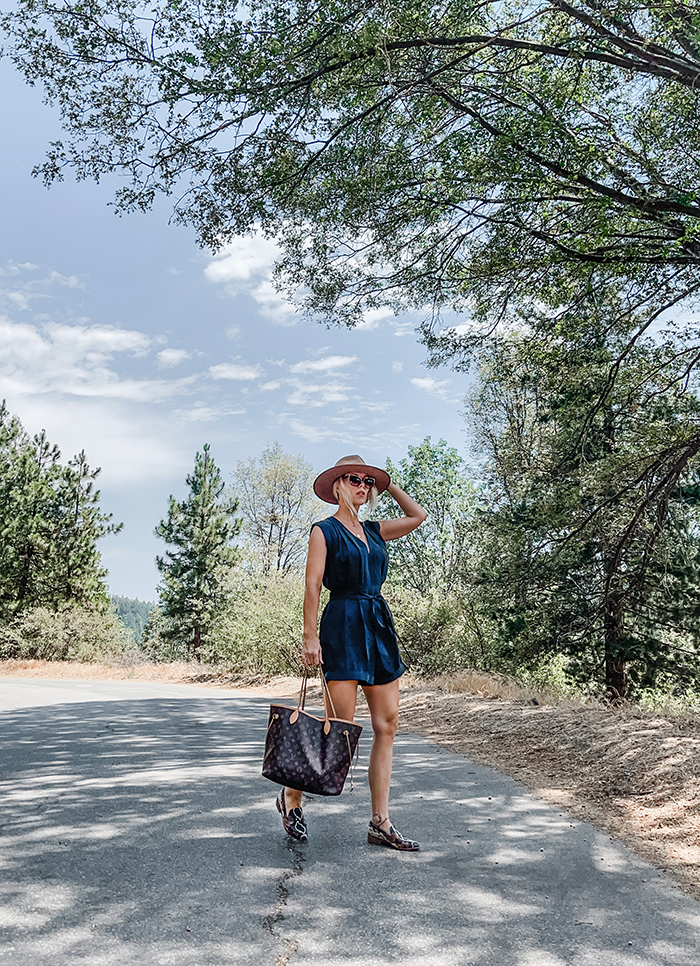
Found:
[332,515,369,551]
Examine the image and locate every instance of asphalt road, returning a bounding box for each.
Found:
[1,678,699,966]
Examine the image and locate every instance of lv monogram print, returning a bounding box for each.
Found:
[262,704,362,796]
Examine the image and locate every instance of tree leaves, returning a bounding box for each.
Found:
[231,442,324,575]
[3,0,700,331]
[467,304,700,698]
[154,443,241,658]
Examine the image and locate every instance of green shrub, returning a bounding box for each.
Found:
[508,653,587,700]
[0,605,137,663]
[386,588,497,675]
[205,572,499,677]
[203,570,307,674]
[139,606,192,663]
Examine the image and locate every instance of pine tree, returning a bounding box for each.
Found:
[49,451,121,608]
[155,445,241,660]
[0,403,119,619]
[0,418,59,614]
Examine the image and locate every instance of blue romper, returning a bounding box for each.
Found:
[312,516,407,686]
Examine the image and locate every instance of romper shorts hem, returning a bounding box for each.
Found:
[324,663,407,687]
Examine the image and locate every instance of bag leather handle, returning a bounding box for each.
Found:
[319,669,338,721]
[290,668,337,733]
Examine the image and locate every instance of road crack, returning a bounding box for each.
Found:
[262,839,306,966]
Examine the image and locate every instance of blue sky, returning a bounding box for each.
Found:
[0,59,472,601]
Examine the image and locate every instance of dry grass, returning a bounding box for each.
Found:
[3,659,700,899]
[425,668,591,708]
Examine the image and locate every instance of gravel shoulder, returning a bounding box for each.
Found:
[3,658,699,902]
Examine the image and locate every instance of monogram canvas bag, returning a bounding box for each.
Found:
[262,670,363,796]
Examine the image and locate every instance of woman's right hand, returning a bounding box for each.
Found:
[301,636,323,668]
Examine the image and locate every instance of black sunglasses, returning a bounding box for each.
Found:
[343,473,376,489]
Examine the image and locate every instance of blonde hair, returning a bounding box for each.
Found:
[333,475,379,517]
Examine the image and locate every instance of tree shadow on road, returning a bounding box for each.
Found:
[2,693,700,966]
[1,695,284,965]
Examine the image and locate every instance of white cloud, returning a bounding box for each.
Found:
[209,361,264,381]
[356,307,395,331]
[250,278,298,325]
[392,361,404,373]
[0,317,192,402]
[9,396,191,486]
[281,412,408,447]
[204,234,280,284]
[410,376,451,399]
[260,380,281,391]
[0,264,87,315]
[362,400,394,413]
[46,320,151,356]
[172,402,247,423]
[6,291,30,310]
[204,230,298,325]
[0,261,38,277]
[46,270,84,290]
[225,325,241,340]
[440,322,471,337]
[285,380,352,407]
[289,355,358,374]
[284,417,337,443]
[157,348,191,369]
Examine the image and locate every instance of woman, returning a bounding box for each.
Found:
[276,455,427,850]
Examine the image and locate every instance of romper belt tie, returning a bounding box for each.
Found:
[329,593,397,639]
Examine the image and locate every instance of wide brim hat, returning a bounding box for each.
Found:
[313,455,390,505]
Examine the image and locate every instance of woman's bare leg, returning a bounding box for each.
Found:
[284,679,358,809]
[361,679,400,829]
[326,679,360,720]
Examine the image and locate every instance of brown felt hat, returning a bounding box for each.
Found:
[313,455,391,505]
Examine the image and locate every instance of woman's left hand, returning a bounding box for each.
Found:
[301,635,323,668]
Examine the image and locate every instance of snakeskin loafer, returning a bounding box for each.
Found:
[276,788,308,842]
[367,819,419,851]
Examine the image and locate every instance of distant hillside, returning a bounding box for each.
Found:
[111,596,156,642]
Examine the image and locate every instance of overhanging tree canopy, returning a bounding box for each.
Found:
[3,1,700,334]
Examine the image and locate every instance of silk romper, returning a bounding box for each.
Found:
[311,516,407,685]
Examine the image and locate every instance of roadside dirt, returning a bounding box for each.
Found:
[3,658,699,901]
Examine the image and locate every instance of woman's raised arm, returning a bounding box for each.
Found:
[378,483,427,542]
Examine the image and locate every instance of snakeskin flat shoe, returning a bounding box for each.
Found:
[276,788,308,842]
[367,819,419,851]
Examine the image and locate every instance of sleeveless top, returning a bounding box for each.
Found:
[311,516,407,685]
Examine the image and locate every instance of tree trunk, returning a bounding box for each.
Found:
[193,624,202,663]
[604,591,626,701]
[601,405,626,701]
